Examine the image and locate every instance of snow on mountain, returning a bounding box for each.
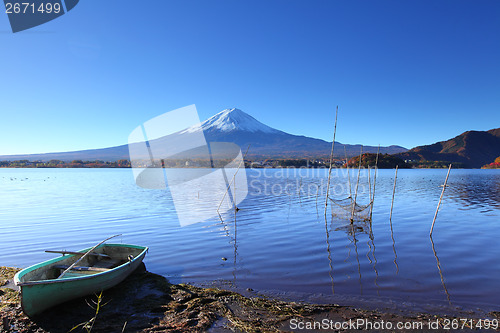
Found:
[180,108,281,134]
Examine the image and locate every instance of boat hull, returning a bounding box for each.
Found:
[14,244,148,317]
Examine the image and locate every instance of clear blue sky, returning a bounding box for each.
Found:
[1,0,499,155]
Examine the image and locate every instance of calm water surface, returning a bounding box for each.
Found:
[1,168,499,314]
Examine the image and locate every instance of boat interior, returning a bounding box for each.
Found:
[19,245,145,282]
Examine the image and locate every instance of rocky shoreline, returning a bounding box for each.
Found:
[1,266,499,332]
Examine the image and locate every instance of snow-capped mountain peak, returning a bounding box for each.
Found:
[181,108,280,134]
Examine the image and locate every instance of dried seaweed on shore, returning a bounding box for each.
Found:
[1,266,496,332]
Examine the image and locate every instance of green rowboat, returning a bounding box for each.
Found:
[14,243,148,317]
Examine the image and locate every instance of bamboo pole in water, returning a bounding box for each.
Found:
[324,214,335,294]
[350,147,363,222]
[430,164,452,236]
[430,235,451,302]
[368,145,380,221]
[217,145,250,213]
[390,217,399,274]
[325,106,339,211]
[368,166,372,205]
[345,146,352,198]
[389,165,399,220]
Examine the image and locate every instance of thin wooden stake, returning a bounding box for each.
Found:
[430,164,452,236]
[389,165,399,220]
[344,146,352,198]
[325,106,339,210]
[351,147,363,222]
[430,235,451,303]
[369,145,380,221]
[368,166,372,205]
[217,145,250,213]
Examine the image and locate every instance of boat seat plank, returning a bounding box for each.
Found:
[61,272,93,278]
[52,265,111,272]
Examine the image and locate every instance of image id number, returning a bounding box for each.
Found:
[5,2,62,14]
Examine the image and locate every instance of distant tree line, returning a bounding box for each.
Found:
[482,156,500,169]
[347,154,470,169]
[0,156,477,169]
[0,159,131,168]
[276,159,328,168]
[347,153,411,169]
[406,160,466,169]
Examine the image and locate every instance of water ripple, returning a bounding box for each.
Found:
[0,168,499,313]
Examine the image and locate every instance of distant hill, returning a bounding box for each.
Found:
[0,108,407,162]
[395,128,500,168]
[0,145,131,163]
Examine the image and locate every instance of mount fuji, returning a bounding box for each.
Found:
[0,108,407,162]
[181,108,281,135]
[182,108,406,158]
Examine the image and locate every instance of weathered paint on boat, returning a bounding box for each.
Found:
[14,243,148,317]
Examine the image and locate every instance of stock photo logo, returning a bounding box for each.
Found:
[3,0,79,33]
[128,105,248,227]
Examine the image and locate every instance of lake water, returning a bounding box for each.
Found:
[1,167,499,315]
